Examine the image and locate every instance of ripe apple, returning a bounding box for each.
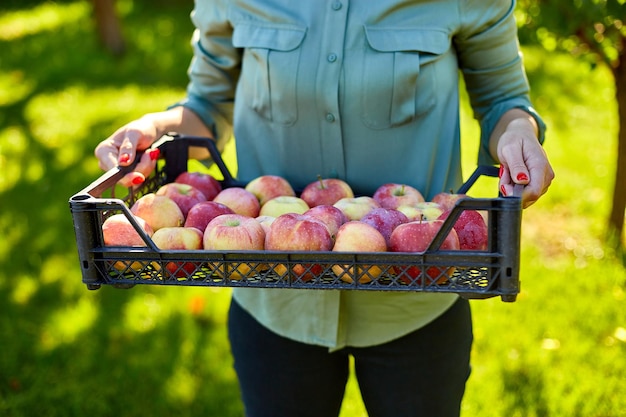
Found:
[255,215,276,234]
[184,201,235,233]
[373,183,425,210]
[175,171,222,201]
[156,182,207,217]
[396,202,444,221]
[303,205,348,240]
[102,213,154,272]
[389,219,460,284]
[245,174,296,206]
[438,209,488,251]
[359,207,409,247]
[259,195,310,217]
[151,226,203,278]
[331,221,388,284]
[212,187,261,218]
[333,196,380,221]
[130,193,185,231]
[431,190,469,211]
[203,214,266,279]
[300,176,354,207]
[265,213,333,281]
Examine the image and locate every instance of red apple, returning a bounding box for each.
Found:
[151,226,203,278]
[156,182,207,217]
[300,176,354,207]
[245,174,296,206]
[184,201,235,233]
[431,191,469,211]
[259,195,310,217]
[438,209,488,251]
[333,196,380,221]
[212,187,261,218]
[175,171,222,201]
[396,202,444,222]
[130,193,185,231]
[303,205,348,240]
[331,221,388,284]
[265,213,333,281]
[359,207,409,247]
[373,183,425,210]
[102,213,154,272]
[203,214,266,279]
[389,219,460,284]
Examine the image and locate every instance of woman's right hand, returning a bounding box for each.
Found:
[94,116,162,188]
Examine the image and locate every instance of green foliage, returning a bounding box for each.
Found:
[1,2,625,417]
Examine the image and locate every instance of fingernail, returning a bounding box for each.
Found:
[148,148,160,161]
[499,165,504,178]
[119,154,130,164]
[131,175,145,185]
[516,173,529,182]
[500,185,507,196]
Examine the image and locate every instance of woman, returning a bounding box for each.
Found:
[95,1,554,416]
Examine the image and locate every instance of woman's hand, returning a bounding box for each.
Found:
[493,113,554,208]
[94,116,162,187]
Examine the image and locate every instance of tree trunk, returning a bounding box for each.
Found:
[93,0,125,56]
[609,52,626,249]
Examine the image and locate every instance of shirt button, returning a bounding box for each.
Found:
[331,1,342,10]
[326,113,336,122]
[327,53,337,63]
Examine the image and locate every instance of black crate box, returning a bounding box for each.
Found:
[69,134,523,302]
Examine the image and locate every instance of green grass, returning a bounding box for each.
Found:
[1,2,625,416]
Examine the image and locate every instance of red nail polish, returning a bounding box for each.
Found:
[148,148,160,161]
[119,154,130,164]
[499,165,504,178]
[131,176,144,185]
[500,185,507,196]
[516,173,529,182]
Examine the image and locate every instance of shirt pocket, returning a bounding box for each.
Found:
[232,22,307,125]
[361,26,450,129]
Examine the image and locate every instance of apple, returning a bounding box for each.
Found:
[151,226,203,278]
[431,190,469,211]
[300,176,354,207]
[175,171,222,201]
[438,209,488,251]
[396,202,444,222]
[265,213,333,281]
[156,182,207,217]
[255,215,276,234]
[333,196,380,221]
[303,205,348,240]
[245,174,296,206]
[203,214,266,279]
[259,195,310,217]
[184,201,235,233]
[212,187,261,218]
[373,183,425,210]
[359,207,409,247]
[389,219,460,284]
[331,221,388,284]
[102,213,154,272]
[130,193,185,231]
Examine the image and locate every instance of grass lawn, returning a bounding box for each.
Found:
[1,1,625,416]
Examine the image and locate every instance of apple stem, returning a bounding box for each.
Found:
[317,175,326,190]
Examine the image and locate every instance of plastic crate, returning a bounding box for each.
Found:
[69,134,523,302]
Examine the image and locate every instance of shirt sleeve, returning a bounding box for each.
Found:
[169,0,240,153]
[455,0,546,166]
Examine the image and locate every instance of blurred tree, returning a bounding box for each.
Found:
[517,0,626,249]
[93,0,125,55]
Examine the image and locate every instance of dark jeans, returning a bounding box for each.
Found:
[228,296,473,417]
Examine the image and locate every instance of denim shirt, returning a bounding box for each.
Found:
[174,0,545,350]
